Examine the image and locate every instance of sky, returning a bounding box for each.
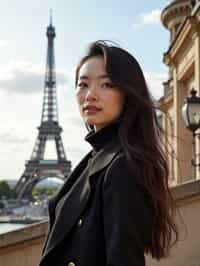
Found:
[0,0,171,180]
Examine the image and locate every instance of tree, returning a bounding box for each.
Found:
[32,186,58,197]
[0,181,17,199]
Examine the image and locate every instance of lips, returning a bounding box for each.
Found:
[83,105,101,114]
[83,106,101,112]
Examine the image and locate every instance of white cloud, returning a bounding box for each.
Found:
[0,133,29,144]
[66,66,76,86]
[133,9,161,30]
[0,60,70,94]
[0,40,8,48]
[144,70,167,100]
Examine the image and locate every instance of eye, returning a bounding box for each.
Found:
[77,82,88,89]
[101,82,115,88]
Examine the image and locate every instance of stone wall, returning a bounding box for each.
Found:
[0,221,48,266]
[0,180,200,266]
[146,192,200,266]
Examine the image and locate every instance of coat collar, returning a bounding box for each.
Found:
[40,137,122,264]
[84,120,121,152]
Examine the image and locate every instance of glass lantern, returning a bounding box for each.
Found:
[182,88,200,132]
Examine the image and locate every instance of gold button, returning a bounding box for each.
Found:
[68,262,75,266]
[77,218,83,227]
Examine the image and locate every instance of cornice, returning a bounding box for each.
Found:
[161,0,191,28]
[163,15,198,66]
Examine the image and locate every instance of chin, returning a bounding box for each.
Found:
[85,118,103,126]
[85,119,97,126]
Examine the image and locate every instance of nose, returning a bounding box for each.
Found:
[85,85,98,101]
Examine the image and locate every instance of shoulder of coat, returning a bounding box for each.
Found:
[102,151,126,185]
[103,151,145,192]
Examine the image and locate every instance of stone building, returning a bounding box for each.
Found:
[159,0,200,184]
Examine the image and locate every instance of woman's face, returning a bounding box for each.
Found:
[76,56,124,131]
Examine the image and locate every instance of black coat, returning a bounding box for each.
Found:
[39,137,153,266]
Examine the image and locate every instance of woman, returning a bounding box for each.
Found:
[39,41,178,266]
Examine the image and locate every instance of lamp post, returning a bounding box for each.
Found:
[182,88,200,179]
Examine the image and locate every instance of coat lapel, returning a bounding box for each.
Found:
[40,138,122,263]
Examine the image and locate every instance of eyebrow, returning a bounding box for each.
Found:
[79,74,110,80]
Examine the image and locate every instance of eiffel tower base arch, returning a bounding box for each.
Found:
[15,159,71,199]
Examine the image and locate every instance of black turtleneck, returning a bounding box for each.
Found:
[84,121,120,152]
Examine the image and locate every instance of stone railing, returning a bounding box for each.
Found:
[1,179,200,266]
[0,220,48,266]
[163,79,173,97]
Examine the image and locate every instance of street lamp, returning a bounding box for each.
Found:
[182,88,200,178]
[190,0,196,9]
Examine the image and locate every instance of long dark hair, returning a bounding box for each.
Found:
[75,40,179,259]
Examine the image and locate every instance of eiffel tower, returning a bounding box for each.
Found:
[15,15,71,199]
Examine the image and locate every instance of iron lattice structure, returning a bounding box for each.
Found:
[15,17,71,199]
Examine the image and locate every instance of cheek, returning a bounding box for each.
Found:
[76,91,85,106]
[103,91,124,110]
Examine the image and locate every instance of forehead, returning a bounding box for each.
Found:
[78,56,107,78]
